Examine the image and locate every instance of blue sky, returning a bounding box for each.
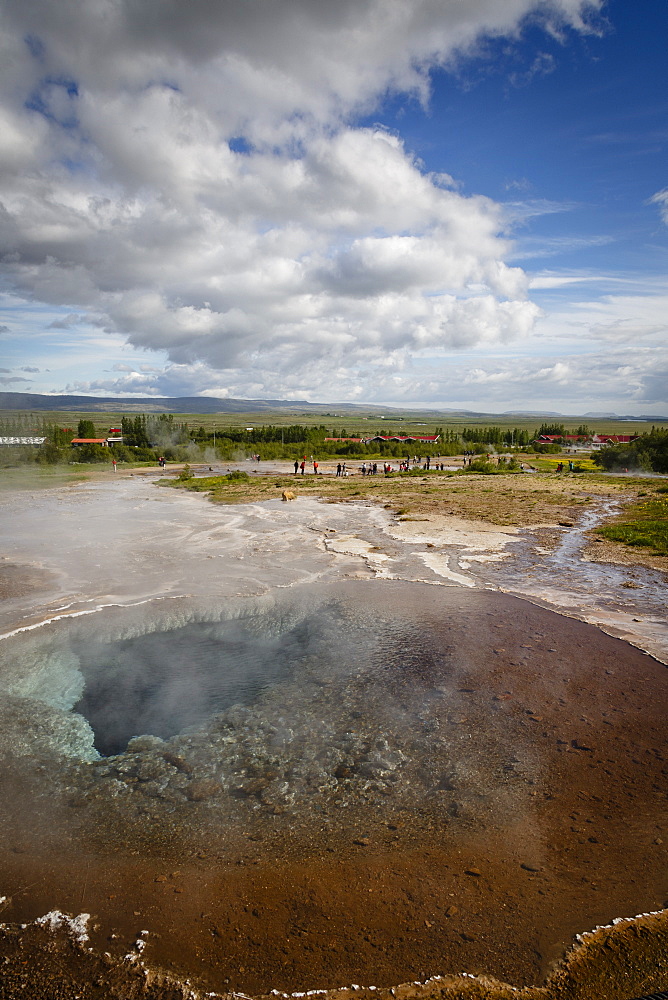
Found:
[1,0,666,414]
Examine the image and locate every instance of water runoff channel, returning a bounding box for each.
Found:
[0,473,666,998]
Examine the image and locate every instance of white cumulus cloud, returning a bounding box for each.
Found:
[0,0,605,398]
[649,188,668,225]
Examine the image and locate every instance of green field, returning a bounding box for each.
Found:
[1,406,662,439]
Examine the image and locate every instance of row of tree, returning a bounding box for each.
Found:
[535,423,592,438]
[462,426,533,446]
[3,412,666,471]
[0,413,598,451]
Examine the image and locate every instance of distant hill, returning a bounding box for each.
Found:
[0,391,509,419]
[1,392,666,422]
[502,410,668,421]
[0,392,317,414]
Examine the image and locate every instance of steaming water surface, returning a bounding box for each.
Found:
[73,618,303,755]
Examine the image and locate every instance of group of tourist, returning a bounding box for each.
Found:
[294,458,320,474]
[290,457,454,475]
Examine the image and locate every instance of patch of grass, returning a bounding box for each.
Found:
[533,456,599,473]
[459,460,524,476]
[276,475,321,487]
[598,522,668,554]
[0,466,92,491]
[170,475,216,491]
[596,495,668,555]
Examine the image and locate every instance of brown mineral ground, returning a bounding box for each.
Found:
[1,583,666,1000]
[0,558,56,600]
[582,533,668,575]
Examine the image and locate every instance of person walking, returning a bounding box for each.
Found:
[294,460,299,474]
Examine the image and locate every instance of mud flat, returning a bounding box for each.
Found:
[0,579,667,999]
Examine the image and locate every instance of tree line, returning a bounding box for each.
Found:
[462,426,532,447]
[3,411,665,470]
[592,429,668,473]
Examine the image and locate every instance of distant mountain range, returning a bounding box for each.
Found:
[500,410,666,421]
[0,391,665,422]
[0,391,316,414]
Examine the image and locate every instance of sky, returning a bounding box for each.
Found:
[0,0,666,415]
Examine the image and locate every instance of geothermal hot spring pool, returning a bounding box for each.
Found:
[0,579,667,998]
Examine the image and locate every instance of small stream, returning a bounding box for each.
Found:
[473,497,668,658]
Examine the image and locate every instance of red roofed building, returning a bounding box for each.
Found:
[364,434,440,444]
[591,433,639,449]
[70,438,109,446]
[324,434,440,447]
